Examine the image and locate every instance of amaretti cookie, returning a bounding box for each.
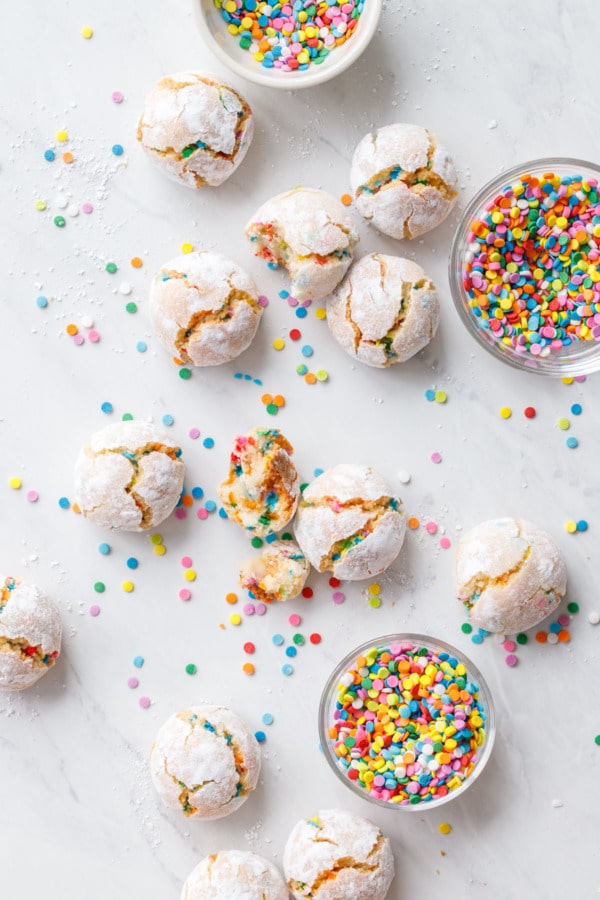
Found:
[0,575,61,691]
[150,705,261,820]
[239,540,310,602]
[350,123,458,239]
[137,71,253,188]
[294,464,406,580]
[74,420,185,532]
[150,250,263,367]
[283,809,395,900]
[245,188,359,302]
[181,850,288,900]
[219,428,299,537]
[455,517,567,633]
[326,253,440,367]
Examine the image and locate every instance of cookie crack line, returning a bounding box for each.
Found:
[290,855,379,896]
[174,286,261,361]
[0,635,58,668]
[317,500,401,571]
[461,528,532,607]
[343,281,363,353]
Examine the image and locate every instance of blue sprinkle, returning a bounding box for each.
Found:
[58,497,70,509]
[279,290,289,298]
[203,437,215,449]
[98,542,111,555]
[577,519,588,532]
[205,499,217,512]
[301,345,313,357]
[234,373,243,379]
[549,622,561,634]
[296,307,308,319]
[162,414,174,426]
[272,633,284,646]
[101,401,113,414]
[253,378,262,385]
[254,730,266,743]
[282,663,294,675]
[218,507,228,518]
[471,634,483,644]
[267,261,279,269]
[191,486,204,499]
[262,713,273,725]
[44,149,55,162]
[133,656,145,669]
[425,389,436,401]
[566,436,578,448]
[136,341,147,353]
[314,467,324,477]
[126,557,139,570]
[36,295,48,308]
[570,403,582,415]
[265,532,277,543]
[285,646,297,658]
[112,144,124,156]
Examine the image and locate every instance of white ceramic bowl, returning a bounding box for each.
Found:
[193,0,383,89]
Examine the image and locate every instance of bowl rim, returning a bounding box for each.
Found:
[318,631,496,812]
[193,0,383,90]
[448,156,600,377]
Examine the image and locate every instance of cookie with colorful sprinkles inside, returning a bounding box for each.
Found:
[239,540,310,602]
[181,850,288,900]
[150,705,261,820]
[137,71,253,188]
[284,809,395,900]
[0,575,61,691]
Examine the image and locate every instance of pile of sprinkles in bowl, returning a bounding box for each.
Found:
[214,0,364,70]
[327,640,488,805]
[463,169,600,357]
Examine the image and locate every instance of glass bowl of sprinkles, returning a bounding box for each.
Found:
[319,634,495,810]
[193,0,383,89]
[449,158,600,376]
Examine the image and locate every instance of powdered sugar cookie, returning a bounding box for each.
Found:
[181,850,288,900]
[0,575,61,691]
[284,809,395,900]
[74,420,184,532]
[137,71,253,188]
[455,517,567,633]
[219,428,299,537]
[245,188,359,302]
[327,253,440,367]
[150,251,263,367]
[150,705,261,820]
[294,464,405,581]
[350,123,458,239]
[239,540,310,602]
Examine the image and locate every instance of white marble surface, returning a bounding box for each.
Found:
[1,1,599,897]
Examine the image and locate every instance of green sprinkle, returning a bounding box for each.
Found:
[179,368,192,380]
[461,622,473,634]
[595,735,600,746]
[567,601,579,614]
[516,633,528,645]
[266,403,278,415]
[54,215,66,227]
[251,537,263,548]
[94,582,105,593]
[106,262,117,274]
[125,301,137,313]
[293,633,305,645]
[185,663,197,675]
[122,413,133,421]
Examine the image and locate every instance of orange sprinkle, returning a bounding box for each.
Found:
[340,193,352,206]
[557,629,570,642]
[66,323,78,335]
[131,257,143,268]
[62,151,74,164]
[173,356,184,366]
[407,516,420,530]
[305,372,317,384]
[535,631,548,643]
[72,503,81,514]
[242,662,255,675]
[181,494,193,508]
[225,592,238,605]
[261,393,273,405]
[273,394,286,407]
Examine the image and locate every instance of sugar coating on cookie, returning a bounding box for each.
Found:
[74,420,185,532]
[455,517,567,633]
[150,705,261,820]
[181,850,288,900]
[245,188,359,302]
[239,540,310,602]
[326,253,440,367]
[219,428,299,537]
[137,71,253,188]
[284,809,395,900]
[0,575,61,691]
[150,251,262,366]
[294,464,406,581]
[350,123,458,239]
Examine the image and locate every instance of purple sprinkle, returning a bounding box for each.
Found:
[243,603,255,615]
[431,451,442,464]
[73,334,85,346]
[89,604,101,617]
[332,591,345,604]
[112,90,124,103]
[128,677,139,689]
[139,696,151,709]
[258,295,269,307]
[255,603,267,616]
[189,427,200,439]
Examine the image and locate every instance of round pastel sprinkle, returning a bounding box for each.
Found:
[557,417,570,430]
[567,602,580,614]
[133,656,144,668]
[122,581,134,593]
[179,589,192,601]
[332,591,345,604]
[262,713,273,725]
[54,216,66,228]
[93,582,105,594]
[136,341,147,352]
[244,642,255,654]
[189,427,200,439]
[369,596,381,608]
[408,517,419,530]
[203,437,215,449]
[185,663,197,675]
[26,490,39,503]
[112,91,124,103]
[230,613,241,625]
[255,731,266,743]
[440,537,451,549]
[112,144,124,156]
[565,520,577,533]
[82,202,94,214]
[524,406,536,418]
[106,262,117,274]
[101,402,113,414]
[499,407,512,419]
[58,497,70,509]
[588,611,600,625]
[184,570,196,582]
[425,521,438,535]
[119,282,132,295]
[81,25,93,38]
[181,556,193,568]
[282,664,294,675]
[285,646,297,658]
[272,634,284,646]
[439,823,452,835]
[273,337,285,350]
[56,130,68,142]
[128,677,139,689]
[36,295,49,309]
[181,242,193,254]
[126,557,138,570]
[125,302,137,314]
[9,477,21,489]
[566,436,579,448]
[595,735,600,746]
[296,307,307,319]
[461,623,473,634]
[571,403,582,415]
[255,603,267,615]
[139,696,151,709]
[577,520,588,532]
[547,632,559,645]
[89,604,101,617]
[435,391,447,404]
[289,613,302,626]
[150,534,163,545]
[516,633,528,645]
[179,368,192,380]
[243,663,255,675]
[301,345,313,357]
[431,452,442,464]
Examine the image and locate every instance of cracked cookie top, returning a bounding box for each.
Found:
[137,71,254,188]
[74,420,185,532]
[350,123,458,240]
[0,575,61,691]
[181,849,288,900]
[283,809,395,900]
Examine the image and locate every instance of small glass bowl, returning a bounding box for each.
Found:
[449,158,600,377]
[318,633,495,811]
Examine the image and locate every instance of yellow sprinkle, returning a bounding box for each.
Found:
[150,533,163,545]
[368,583,380,595]
[368,596,381,608]
[56,130,68,143]
[227,22,239,34]
[557,417,570,430]
[122,581,134,592]
[315,369,328,382]
[181,242,193,254]
[229,613,242,625]
[184,569,196,582]
[153,544,166,556]
[272,337,286,351]
[561,377,574,385]
[9,477,21,490]
[499,406,512,419]
[439,822,452,835]
[315,307,327,320]
[434,391,447,403]
[81,25,94,38]
[35,199,47,211]
[565,520,577,534]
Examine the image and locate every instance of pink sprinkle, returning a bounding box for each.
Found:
[288,613,301,626]
[557,613,570,627]
[439,536,451,549]
[431,452,442,464]
[197,507,209,520]
[73,333,85,346]
[81,202,93,214]
[332,591,345,604]
[139,696,151,709]
[255,603,267,615]
[88,330,100,342]
[179,588,191,601]
[89,604,101,617]
[287,295,299,307]
[503,640,516,652]
[112,90,124,103]
[189,427,201,439]
[175,508,187,520]
[258,294,269,307]
[574,375,586,383]
[425,521,438,535]
[127,677,139,689]
[181,556,193,568]
[243,602,255,615]
[505,654,518,667]
[26,490,39,503]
